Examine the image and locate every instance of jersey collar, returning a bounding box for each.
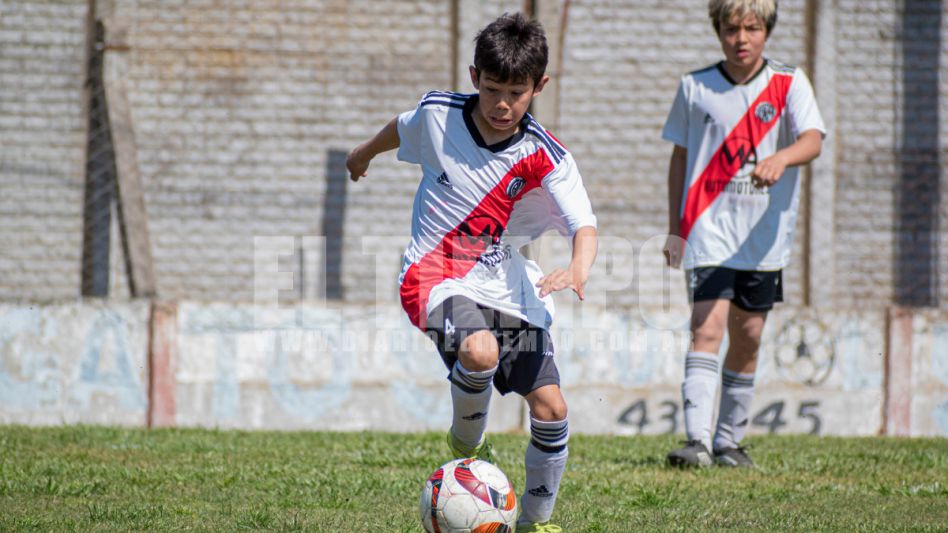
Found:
[717,58,769,86]
[463,95,527,153]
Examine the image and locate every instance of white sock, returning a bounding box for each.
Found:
[682,351,719,451]
[519,417,568,525]
[449,361,497,447]
[713,368,755,451]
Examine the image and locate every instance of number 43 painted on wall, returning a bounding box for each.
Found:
[618,399,822,435]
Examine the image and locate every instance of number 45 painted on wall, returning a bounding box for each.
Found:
[618,399,822,436]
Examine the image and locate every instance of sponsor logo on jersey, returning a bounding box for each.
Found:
[506,177,526,199]
[455,214,503,247]
[713,136,759,183]
[684,398,697,409]
[477,244,511,268]
[755,101,777,123]
[704,113,714,124]
[436,171,453,189]
[719,137,758,169]
[446,214,505,262]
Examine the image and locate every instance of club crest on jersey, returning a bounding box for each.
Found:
[755,102,777,123]
[506,177,526,199]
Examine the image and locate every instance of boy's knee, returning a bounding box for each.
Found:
[458,331,499,371]
[692,325,725,348]
[531,397,568,422]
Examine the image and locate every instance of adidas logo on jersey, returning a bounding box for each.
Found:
[684,399,697,409]
[527,485,554,498]
[704,113,714,124]
[436,171,453,189]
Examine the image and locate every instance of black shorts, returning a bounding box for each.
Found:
[424,295,560,396]
[687,267,783,312]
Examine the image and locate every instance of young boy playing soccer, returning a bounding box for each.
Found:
[662,0,824,467]
[346,13,597,531]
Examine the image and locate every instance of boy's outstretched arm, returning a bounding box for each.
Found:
[346,117,400,181]
[751,128,822,187]
[536,226,598,300]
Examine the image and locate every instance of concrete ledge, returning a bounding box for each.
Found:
[0,300,945,436]
[0,301,150,426]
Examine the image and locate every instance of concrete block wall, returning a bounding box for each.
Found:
[0,1,88,300]
[834,1,901,307]
[0,0,944,312]
[100,0,452,303]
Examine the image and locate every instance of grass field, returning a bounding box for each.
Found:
[0,426,945,532]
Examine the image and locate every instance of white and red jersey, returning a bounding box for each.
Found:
[662,59,825,270]
[396,91,596,330]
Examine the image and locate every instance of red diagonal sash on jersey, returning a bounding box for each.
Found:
[679,73,794,240]
[400,148,554,329]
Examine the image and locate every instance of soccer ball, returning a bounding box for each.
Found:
[420,458,518,533]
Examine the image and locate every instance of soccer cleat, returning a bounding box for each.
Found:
[516,522,562,533]
[666,440,714,468]
[446,431,494,462]
[713,446,755,468]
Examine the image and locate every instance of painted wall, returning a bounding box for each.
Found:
[0,302,150,426]
[1,301,943,437]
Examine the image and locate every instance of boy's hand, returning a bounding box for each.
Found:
[536,265,588,300]
[346,145,371,182]
[663,234,684,269]
[751,153,788,188]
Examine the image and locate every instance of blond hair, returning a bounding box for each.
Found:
[709,0,778,35]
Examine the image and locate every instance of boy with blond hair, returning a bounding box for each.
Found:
[662,0,825,467]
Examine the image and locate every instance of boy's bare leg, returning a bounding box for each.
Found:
[722,304,767,373]
[690,298,730,353]
[713,305,767,458]
[520,384,569,526]
[449,331,499,452]
[681,299,729,451]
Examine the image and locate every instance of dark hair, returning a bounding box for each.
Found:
[473,13,548,86]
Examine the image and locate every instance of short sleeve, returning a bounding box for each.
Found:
[541,154,597,236]
[661,78,689,147]
[396,102,426,164]
[786,69,826,139]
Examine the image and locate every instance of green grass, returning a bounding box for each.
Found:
[0,426,945,532]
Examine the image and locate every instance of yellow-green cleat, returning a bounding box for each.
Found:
[517,522,562,533]
[446,431,494,462]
